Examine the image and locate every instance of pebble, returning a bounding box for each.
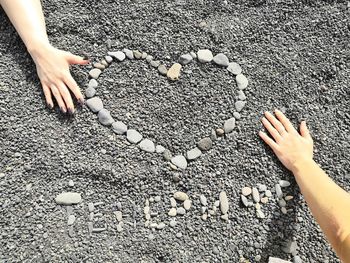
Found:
[158,64,168,75]
[214,200,220,207]
[139,139,155,153]
[163,149,172,161]
[150,60,160,68]
[190,51,197,58]
[255,203,261,210]
[275,184,283,199]
[116,223,123,232]
[167,63,182,81]
[184,199,191,210]
[201,214,208,220]
[68,226,74,237]
[154,196,161,202]
[268,257,292,263]
[216,128,225,136]
[227,62,242,75]
[265,190,272,197]
[105,55,113,63]
[257,184,267,192]
[171,155,187,169]
[279,180,291,187]
[201,207,207,214]
[176,207,186,215]
[88,79,98,88]
[236,74,249,90]
[261,197,269,204]
[200,195,208,206]
[157,222,166,230]
[241,187,252,196]
[122,48,134,59]
[141,52,148,59]
[126,129,143,144]
[293,256,302,263]
[197,137,213,151]
[176,232,183,238]
[252,187,260,203]
[133,50,142,59]
[233,112,241,119]
[145,55,153,62]
[88,203,94,212]
[112,121,127,135]
[89,68,102,79]
[197,49,213,63]
[241,195,249,207]
[256,209,265,219]
[210,129,217,141]
[55,192,82,205]
[235,100,246,112]
[281,207,288,214]
[285,196,294,201]
[148,233,155,240]
[93,62,105,70]
[179,54,193,65]
[114,211,122,222]
[67,215,76,225]
[174,191,189,201]
[168,208,177,217]
[170,197,177,207]
[144,206,150,214]
[108,51,126,62]
[219,191,229,214]
[86,97,103,113]
[169,220,177,227]
[224,118,236,133]
[221,214,229,221]
[98,109,114,126]
[282,240,298,254]
[237,90,246,100]
[154,145,165,154]
[85,87,96,98]
[278,199,287,207]
[213,53,229,67]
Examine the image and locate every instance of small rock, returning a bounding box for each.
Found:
[279,180,291,187]
[146,55,153,62]
[224,118,236,133]
[67,215,76,225]
[173,191,189,201]
[88,79,98,88]
[133,50,142,59]
[190,51,197,58]
[167,63,182,81]
[237,90,246,100]
[168,208,177,217]
[112,121,127,135]
[242,187,252,196]
[183,199,191,210]
[258,184,267,192]
[233,112,241,119]
[236,74,249,90]
[126,129,143,144]
[85,87,96,98]
[282,240,298,254]
[150,60,160,68]
[256,209,265,219]
[261,197,268,204]
[157,222,166,230]
[116,223,123,232]
[171,155,187,169]
[201,207,207,214]
[255,203,261,210]
[221,214,229,221]
[200,195,207,206]
[268,257,292,263]
[55,192,82,205]
[213,53,229,67]
[278,199,287,207]
[293,256,302,263]
[98,109,114,126]
[141,52,148,59]
[227,62,242,75]
[170,197,177,207]
[179,54,193,65]
[139,139,155,153]
[176,232,183,238]
[201,214,208,220]
[154,196,161,202]
[163,149,172,161]
[88,203,94,212]
[122,48,134,59]
[275,184,283,199]
[68,180,74,187]
[89,68,102,79]
[265,190,272,197]
[176,207,186,215]
[281,207,288,214]
[285,196,294,201]
[216,128,225,136]
[197,137,213,151]
[210,129,217,141]
[186,147,202,160]
[144,206,150,214]
[252,187,260,203]
[235,101,246,112]
[197,49,213,63]
[241,195,249,207]
[148,233,155,240]
[105,55,113,63]
[93,62,105,70]
[169,220,177,227]
[158,64,168,75]
[214,200,220,207]
[219,191,229,214]
[86,97,103,113]
[114,211,122,222]
[155,145,166,153]
[108,51,126,61]
[101,59,109,67]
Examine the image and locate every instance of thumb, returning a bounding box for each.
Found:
[300,121,312,141]
[66,52,89,65]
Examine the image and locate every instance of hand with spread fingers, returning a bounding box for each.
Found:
[259,109,314,173]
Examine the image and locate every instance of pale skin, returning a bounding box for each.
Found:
[0,0,89,114]
[260,109,350,262]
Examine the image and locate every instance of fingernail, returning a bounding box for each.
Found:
[78,98,85,105]
[60,107,67,113]
[68,108,75,115]
[48,103,53,109]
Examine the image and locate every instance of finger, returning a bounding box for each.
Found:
[42,83,53,109]
[264,111,286,135]
[259,131,279,151]
[66,53,89,65]
[274,109,297,133]
[50,85,67,113]
[261,117,282,142]
[56,82,75,114]
[63,74,84,104]
[300,121,312,141]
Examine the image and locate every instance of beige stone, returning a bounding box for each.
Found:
[167,63,182,81]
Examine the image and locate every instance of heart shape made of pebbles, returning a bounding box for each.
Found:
[85,48,249,170]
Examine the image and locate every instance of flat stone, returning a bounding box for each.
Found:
[197,137,213,151]
[265,190,272,197]
[224,118,236,133]
[278,199,287,207]
[93,62,105,70]
[167,63,182,81]
[126,129,142,144]
[88,202,94,212]
[163,149,172,161]
[108,51,126,62]
[190,51,197,58]
[55,192,82,205]
[213,53,229,67]
[123,48,134,59]
[279,180,291,187]
[141,52,148,59]
[176,232,183,238]
[168,207,177,216]
[227,62,242,75]
[219,191,229,214]
[210,129,217,141]
[158,64,168,75]
[157,222,166,230]
[171,155,187,169]
[176,207,186,215]
[155,145,166,153]
[89,68,102,79]
[236,74,249,90]
[184,199,191,210]
[86,97,103,113]
[173,191,189,201]
[216,128,225,136]
[200,195,208,206]
[67,215,76,225]
[88,79,98,89]
[186,147,202,160]
[252,187,260,203]
[281,207,287,214]
[169,220,177,227]
[233,112,241,120]
[275,184,283,199]
[85,87,96,98]
[258,184,267,192]
[114,211,122,222]
[268,257,292,263]
[170,197,177,207]
[139,139,155,153]
[285,195,294,201]
[112,121,127,135]
[179,54,193,65]
[146,55,153,62]
[237,90,246,100]
[241,187,252,196]
[133,50,142,59]
[98,109,114,126]
[197,49,213,63]
[105,56,113,63]
[256,209,265,219]
[235,101,246,112]
[241,195,249,207]
[150,60,160,68]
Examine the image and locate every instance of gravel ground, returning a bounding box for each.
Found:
[0,0,350,262]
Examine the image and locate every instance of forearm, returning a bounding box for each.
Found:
[293,159,350,261]
[0,0,49,54]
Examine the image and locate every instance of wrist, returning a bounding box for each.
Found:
[291,158,316,174]
[27,39,52,60]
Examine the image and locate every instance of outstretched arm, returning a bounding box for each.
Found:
[0,0,88,113]
[259,109,350,262]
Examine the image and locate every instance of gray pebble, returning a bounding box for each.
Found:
[176,232,183,238]
[126,129,143,144]
[278,199,287,207]
[116,223,123,232]
[190,51,197,58]
[108,51,126,62]
[171,155,187,169]
[67,215,76,225]
[237,90,246,100]
[98,109,114,126]
[105,55,113,63]
[163,149,172,161]
[241,195,249,207]
[252,187,260,203]
[139,139,155,153]
[86,97,103,113]
[275,184,283,199]
[256,209,265,219]
[68,226,74,237]
[179,54,193,65]
[148,233,155,240]
[233,112,241,119]
[197,49,213,63]
[219,191,229,214]
[227,62,242,75]
[183,199,191,210]
[186,147,202,160]
[88,79,98,89]
[176,207,186,215]
[114,211,122,222]
[169,220,177,227]
[146,55,153,62]
[141,52,148,59]
[88,202,94,212]
[168,208,177,217]
[235,101,246,112]
[122,48,134,59]
[293,256,302,263]
[279,180,291,187]
[158,64,168,75]
[213,53,229,67]
[157,222,166,230]
[174,191,189,201]
[89,68,102,79]
[210,129,217,141]
[268,257,291,263]
[221,214,229,221]
[155,145,166,153]
[150,60,160,68]
[133,50,142,59]
[265,190,272,197]
[112,121,127,135]
[258,184,267,192]
[224,117,236,133]
[197,137,213,151]
[85,87,96,98]
[241,187,252,196]
[170,197,177,207]
[68,180,74,187]
[55,192,82,205]
[154,196,161,202]
[200,195,207,206]
[236,74,249,90]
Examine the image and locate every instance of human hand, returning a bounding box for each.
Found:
[259,109,314,173]
[30,43,89,113]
